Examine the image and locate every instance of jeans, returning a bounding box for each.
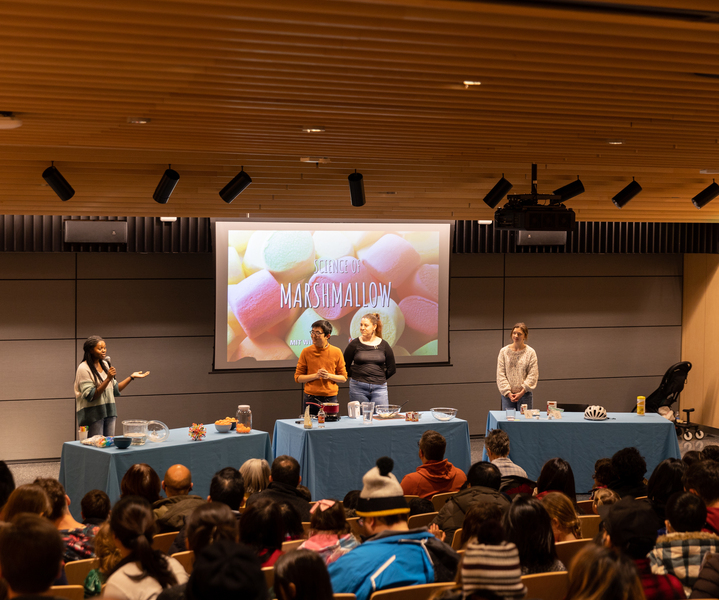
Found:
[88,416,116,437]
[349,379,389,408]
[501,391,533,411]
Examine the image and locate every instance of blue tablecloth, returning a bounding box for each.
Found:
[482,411,681,493]
[272,412,471,501]
[59,427,272,520]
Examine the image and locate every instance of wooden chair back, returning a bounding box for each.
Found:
[333,595,357,600]
[407,512,438,529]
[171,550,195,574]
[451,528,464,550]
[521,571,569,600]
[49,585,85,600]
[282,539,305,552]
[302,521,311,535]
[576,499,595,515]
[64,557,99,586]
[578,514,601,539]
[369,582,458,600]
[555,538,593,569]
[404,495,420,501]
[262,566,274,588]
[431,492,456,512]
[152,531,179,554]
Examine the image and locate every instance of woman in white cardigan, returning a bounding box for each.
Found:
[497,322,539,410]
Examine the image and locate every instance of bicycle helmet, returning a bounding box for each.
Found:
[584,405,608,421]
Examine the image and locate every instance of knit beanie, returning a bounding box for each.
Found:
[462,542,527,599]
[356,457,410,517]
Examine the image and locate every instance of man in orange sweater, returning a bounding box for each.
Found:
[294,319,347,415]
[401,430,467,498]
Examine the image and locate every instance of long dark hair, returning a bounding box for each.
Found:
[503,496,558,573]
[186,503,238,555]
[239,498,284,564]
[647,458,686,521]
[274,549,334,600]
[82,335,109,384]
[108,496,177,589]
[537,458,577,505]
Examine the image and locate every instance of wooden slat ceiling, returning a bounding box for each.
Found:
[1,0,719,221]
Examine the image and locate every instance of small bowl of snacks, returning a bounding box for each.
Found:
[430,407,458,421]
[114,436,132,449]
[215,419,233,433]
[375,405,402,419]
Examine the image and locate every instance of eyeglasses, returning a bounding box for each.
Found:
[309,330,325,337]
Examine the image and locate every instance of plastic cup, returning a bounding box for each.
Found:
[362,402,375,424]
[506,408,516,421]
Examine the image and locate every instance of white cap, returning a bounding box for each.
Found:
[237,405,250,410]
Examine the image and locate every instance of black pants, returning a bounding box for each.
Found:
[303,393,337,416]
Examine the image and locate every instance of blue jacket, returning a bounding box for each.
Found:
[328,529,437,600]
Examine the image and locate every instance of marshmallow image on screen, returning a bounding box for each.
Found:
[360,234,421,286]
[313,231,355,260]
[397,264,438,303]
[349,299,405,347]
[235,332,295,361]
[229,269,291,339]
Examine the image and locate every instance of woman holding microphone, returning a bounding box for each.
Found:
[74,336,150,437]
[343,313,396,408]
[497,322,538,410]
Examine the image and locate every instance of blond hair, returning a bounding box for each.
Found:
[542,491,581,539]
[593,488,620,514]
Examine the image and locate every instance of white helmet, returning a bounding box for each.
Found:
[584,405,608,421]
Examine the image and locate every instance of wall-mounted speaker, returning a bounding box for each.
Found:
[64,221,128,243]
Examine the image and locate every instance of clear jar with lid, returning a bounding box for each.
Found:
[236,405,252,433]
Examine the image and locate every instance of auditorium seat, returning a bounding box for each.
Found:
[171,550,195,574]
[282,539,305,552]
[521,571,569,600]
[576,499,594,515]
[555,538,593,569]
[369,582,458,600]
[49,585,84,600]
[451,528,464,550]
[431,492,456,512]
[64,557,98,586]
[152,531,179,554]
[407,511,438,529]
[578,515,601,539]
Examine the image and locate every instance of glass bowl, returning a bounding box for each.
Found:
[375,405,402,418]
[147,420,170,443]
[430,407,458,421]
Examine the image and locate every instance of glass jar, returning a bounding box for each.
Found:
[236,405,252,433]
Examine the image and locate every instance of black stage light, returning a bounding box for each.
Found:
[612,179,642,208]
[348,170,365,207]
[692,181,719,209]
[220,167,252,204]
[552,178,585,204]
[483,176,513,209]
[42,163,75,201]
[153,165,180,204]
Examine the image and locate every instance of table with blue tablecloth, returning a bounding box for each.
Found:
[272,412,471,501]
[59,427,272,520]
[482,411,681,493]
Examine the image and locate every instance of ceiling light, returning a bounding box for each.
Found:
[302,126,325,133]
[463,81,481,88]
[607,139,624,145]
[153,165,180,204]
[42,162,75,201]
[483,176,513,209]
[0,111,22,130]
[348,171,365,207]
[220,167,252,204]
[692,180,719,209]
[127,117,151,124]
[300,157,331,164]
[552,178,585,204]
[159,217,177,222]
[477,220,494,225]
[612,179,642,208]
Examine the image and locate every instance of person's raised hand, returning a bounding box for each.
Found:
[428,523,446,542]
[131,371,150,379]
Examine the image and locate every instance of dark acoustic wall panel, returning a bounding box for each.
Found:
[0,399,76,461]
[77,253,213,279]
[0,281,75,340]
[0,340,76,401]
[450,278,504,331]
[505,254,683,278]
[0,252,75,278]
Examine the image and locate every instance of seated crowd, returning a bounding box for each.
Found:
[4,429,719,600]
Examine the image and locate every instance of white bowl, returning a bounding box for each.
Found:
[214,422,232,433]
[430,407,458,421]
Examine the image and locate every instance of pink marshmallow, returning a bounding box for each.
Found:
[361,234,421,287]
[235,332,295,361]
[229,269,291,339]
[398,295,438,338]
[397,264,439,303]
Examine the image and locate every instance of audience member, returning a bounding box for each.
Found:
[343,490,360,517]
[432,461,509,543]
[684,460,719,535]
[459,542,527,600]
[0,514,66,600]
[461,503,506,547]
[153,464,205,533]
[121,463,162,504]
[593,488,620,515]
[278,501,305,540]
[565,544,645,600]
[275,548,334,600]
[648,459,687,524]
[81,489,111,525]
[409,497,435,516]
[484,429,528,478]
[536,457,577,504]
[245,455,311,521]
[683,452,705,468]
[600,496,685,600]
[239,458,271,505]
[609,447,648,499]
[542,491,581,542]
[300,499,358,565]
[591,458,614,498]
[328,457,458,600]
[648,492,719,596]
[400,430,467,498]
[1,483,49,521]
[0,460,15,518]
[104,496,188,600]
[169,466,244,554]
[297,485,312,502]
[503,495,565,575]
[83,521,122,597]
[240,497,285,567]
[34,477,99,562]
[702,446,719,463]
[183,540,267,600]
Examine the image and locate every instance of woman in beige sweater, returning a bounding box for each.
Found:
[497,322,538,410]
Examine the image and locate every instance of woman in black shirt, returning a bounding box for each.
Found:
[343,312,396,408]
